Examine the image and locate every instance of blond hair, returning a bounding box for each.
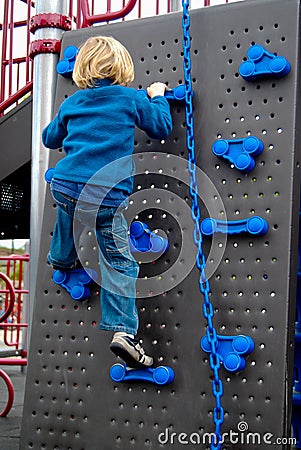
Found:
[73,36,134,89]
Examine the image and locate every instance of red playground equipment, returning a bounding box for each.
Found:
[0,255,29,416]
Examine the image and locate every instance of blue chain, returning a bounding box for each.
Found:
[181,1,224,448]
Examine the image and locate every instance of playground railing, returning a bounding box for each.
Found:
[0,253,29,417]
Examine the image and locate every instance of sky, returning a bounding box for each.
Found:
[0,239,29,250]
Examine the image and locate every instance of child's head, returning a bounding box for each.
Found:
[73,36,134,89]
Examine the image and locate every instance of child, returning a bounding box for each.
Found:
[42,36,173,368]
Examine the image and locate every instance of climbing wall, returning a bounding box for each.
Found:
[21,0,301,449]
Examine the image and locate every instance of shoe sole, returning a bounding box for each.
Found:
[110,342,153,369]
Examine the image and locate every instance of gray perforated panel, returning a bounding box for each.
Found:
[21,1,301,449]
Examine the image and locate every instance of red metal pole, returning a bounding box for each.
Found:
[14,259,23,348]
[0,323,28,328]
[81,0,138,27]
[76,0,82,29]
[3,259,11,346]
[0,81,33,115]
[0,272,16,323]
[16,62,20,94]
[26,0,31,83]
[1,0,10,104]
[122,0,126,21]
[0,358,27,365]
[138,0,141,18]
[0,369,14,417]
[0,255,30,262]
[8,0,14,97]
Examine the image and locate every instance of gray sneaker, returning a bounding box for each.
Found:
[110,332,154,368]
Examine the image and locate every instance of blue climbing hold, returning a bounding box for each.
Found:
[165,84,186,101]
[129,221,169,254]
[212,136,264,172]
[44,167,55,183]
[64,45,78,61]
[201,216,268,236]
[110,363,175,385]
[56,45,79,78]
[138,84,187,101]
[52,268,96,301]
[239,44,291,81]
[200,334,255,372]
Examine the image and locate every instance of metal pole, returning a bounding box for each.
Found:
[22,242,30,373]
[170,0,182,12]
[29,0,68,335]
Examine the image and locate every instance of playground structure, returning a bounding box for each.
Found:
[0,254,29,417]
[0,0,301,449]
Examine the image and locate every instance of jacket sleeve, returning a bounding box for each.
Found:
[135,92,173,140]
[42,108,67,149]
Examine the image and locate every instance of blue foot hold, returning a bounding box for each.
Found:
[129,221,169,254]
[201,216,268,236]
[110,363,175,385]
[239,44,291,81]
[52,268,96,301]
[212,136,264,172]
[56,45,79,78]
[201,334,255,372]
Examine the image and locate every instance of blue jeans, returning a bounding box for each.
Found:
[48,189,139,335]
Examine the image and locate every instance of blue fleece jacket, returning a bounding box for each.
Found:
[42,79,173,196]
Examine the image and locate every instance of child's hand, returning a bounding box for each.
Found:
[147,82,167,98]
